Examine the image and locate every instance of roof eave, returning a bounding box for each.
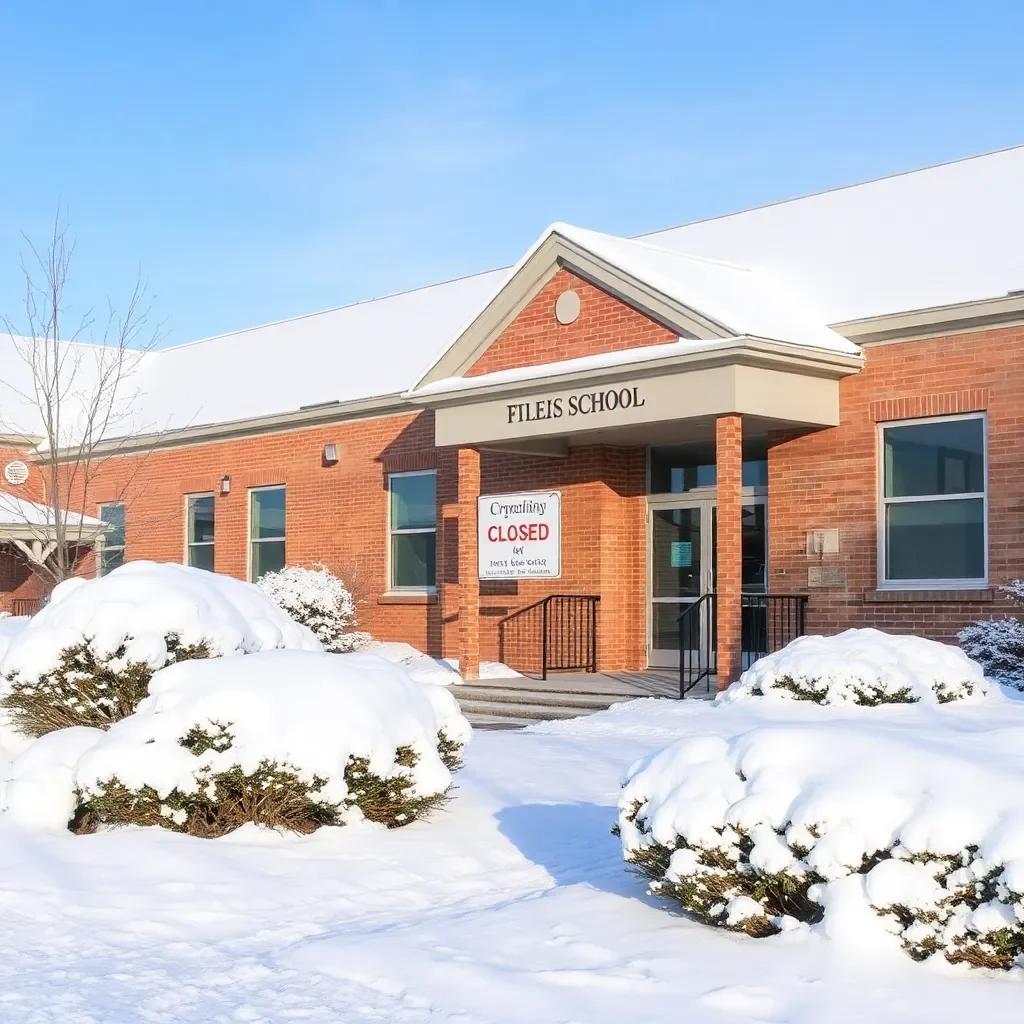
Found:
[831,292,1024,345]
[34,391,413,463]
[405,336,864,408]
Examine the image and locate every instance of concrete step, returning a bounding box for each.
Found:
[451,685,633,710]
[465,715,536,730]
[456,698,586,721]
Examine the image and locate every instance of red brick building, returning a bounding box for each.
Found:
[2,150,1023,687]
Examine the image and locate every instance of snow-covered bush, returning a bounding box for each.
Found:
[3,649,470,837]
[617,722,1024,969]
[0,562,320,737]
[256,563,370,653]
[959,581,1024,689]
[722,628,988,706]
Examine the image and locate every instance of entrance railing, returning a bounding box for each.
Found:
[678,593,808,698]
[498,594,600,680]
[11,597,45,617]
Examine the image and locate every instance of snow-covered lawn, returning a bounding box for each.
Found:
[371,640,521,685]
[0,694,1020,1022]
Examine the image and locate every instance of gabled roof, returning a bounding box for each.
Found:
[410,222,860,391]
[545,225,859,353]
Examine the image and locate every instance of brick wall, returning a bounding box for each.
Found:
[4,295,1022,664]
[768,324,1024,642]
[2,412,650,669]
[434,442,647,670]
[465,268,676,377]
[2,412,442,644]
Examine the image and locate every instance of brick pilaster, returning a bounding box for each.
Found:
[716,414,743,688]
[457,447,481,680]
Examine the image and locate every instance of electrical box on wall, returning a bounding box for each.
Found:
[806,529,840,556]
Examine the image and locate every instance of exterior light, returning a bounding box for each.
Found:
[323,443,339,465]
[220,475,231,495]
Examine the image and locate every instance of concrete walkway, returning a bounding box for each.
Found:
[452,669,715,729]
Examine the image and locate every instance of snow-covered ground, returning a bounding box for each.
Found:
[0,693,1020,1022]
[371,640,521,685]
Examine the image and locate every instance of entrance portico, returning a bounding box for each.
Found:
[405,222,863,685]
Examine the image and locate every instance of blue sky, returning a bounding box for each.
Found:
[0,2,1021,346]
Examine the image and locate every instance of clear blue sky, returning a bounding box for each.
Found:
[0,1,1021,345]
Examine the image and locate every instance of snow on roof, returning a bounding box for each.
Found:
[2,147,1021,442]
[645,146,1024,324]
[534,222,858,354]
[0,490,103,529]
[129,270,506,433]
[0,332,156,443]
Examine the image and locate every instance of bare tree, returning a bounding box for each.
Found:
[0,211,165,590]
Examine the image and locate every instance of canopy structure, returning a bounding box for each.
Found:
[0,491,106,565]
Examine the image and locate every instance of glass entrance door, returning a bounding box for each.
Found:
[648,498,767,669]
[649,501,712,668]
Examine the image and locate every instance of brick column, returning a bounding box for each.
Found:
[716,415,743,688]
[457,447,481,681]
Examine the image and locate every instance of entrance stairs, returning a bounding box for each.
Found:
[451,670,712,729]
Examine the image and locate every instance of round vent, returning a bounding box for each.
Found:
[3,460,29,486]
[554,289,581,325]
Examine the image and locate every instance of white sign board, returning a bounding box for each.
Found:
[478,491,561,580]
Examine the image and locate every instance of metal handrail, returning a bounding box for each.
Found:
[498,594,600,679]
[677,593,716,697]
[678,593,808,698]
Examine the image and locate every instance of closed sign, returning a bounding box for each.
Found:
[478,491,561,579]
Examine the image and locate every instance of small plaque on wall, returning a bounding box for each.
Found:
[808,565,847,589]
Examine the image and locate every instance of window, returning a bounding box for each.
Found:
[186,494,215,571]
[649,441,768,494]
[388,470,436,590]
[880,414,986,587]
[249,486,285,580]
[97,501,126,576]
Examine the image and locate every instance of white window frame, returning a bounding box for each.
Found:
[96,500,126,576]
[387,469,437,593]
[876,412,988,590]
[247,485,286,582]
[184,492,215,570]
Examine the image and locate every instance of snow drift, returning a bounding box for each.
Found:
[721,628,988,705]
[618,710,1024,969]
[3,562,321,681]
[0,562,322,736]
[3,649,471,836]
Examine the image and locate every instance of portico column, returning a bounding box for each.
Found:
[716,414,743,689]
[457,446,482,681]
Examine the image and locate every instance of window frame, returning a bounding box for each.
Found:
[247,484,286,582]
[184,492,216,571]
[876,412,988,590]
[386,469,437,593]
[96,500,126,576]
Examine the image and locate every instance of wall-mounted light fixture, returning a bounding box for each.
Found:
[220,474,231,495]
[322,443,339,465]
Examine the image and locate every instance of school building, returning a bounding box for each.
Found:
[2,148,1023,688]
